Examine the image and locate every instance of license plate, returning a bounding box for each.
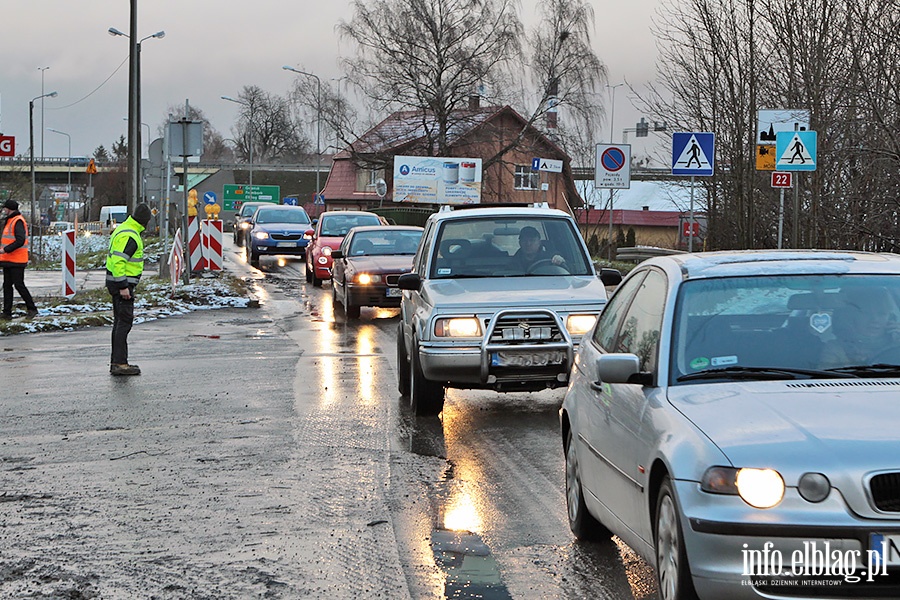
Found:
[870,533,900,566]
[386,288,402,297]
[491,351,565,367]
[276,242,296,248]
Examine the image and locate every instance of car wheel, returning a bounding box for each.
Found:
[250,250,260,268]
[305,261,312,283]
[655,477,698,600]
[409,338,444,416]
[345,284,360,319]
[331,280,343,312]
[565,428,611,541]
[397,323,410,395]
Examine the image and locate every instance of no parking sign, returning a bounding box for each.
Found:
[594,144,631,189]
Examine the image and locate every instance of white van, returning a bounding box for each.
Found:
[99,205,128,233]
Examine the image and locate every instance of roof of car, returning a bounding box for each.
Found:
[426,205,572,223]
[349,225,423,233]
[318,210,380,217]
[648,249,900,279]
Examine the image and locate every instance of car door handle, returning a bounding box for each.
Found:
[590,380,604,392]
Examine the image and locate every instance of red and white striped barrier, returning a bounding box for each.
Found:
[187,216,205,272]
[169,228,184,293]
[202,219,224,271]
[62,229,76,298]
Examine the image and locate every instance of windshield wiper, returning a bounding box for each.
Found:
[677,366,859,382]
[825,364,900,377]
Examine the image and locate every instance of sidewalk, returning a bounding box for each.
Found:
[25,268,108,299]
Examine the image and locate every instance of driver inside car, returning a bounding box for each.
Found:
[512,226,565,272]
[820,286,900,367]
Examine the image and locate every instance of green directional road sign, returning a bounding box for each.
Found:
[223,184,281,210]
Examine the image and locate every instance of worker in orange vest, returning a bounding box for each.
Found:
[0,199,38,320]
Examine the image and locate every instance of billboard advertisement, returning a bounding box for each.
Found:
[392,155,482,204]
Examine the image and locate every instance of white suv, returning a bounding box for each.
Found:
[397,205,622,415]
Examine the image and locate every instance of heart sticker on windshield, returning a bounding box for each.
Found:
[810,312,831,334]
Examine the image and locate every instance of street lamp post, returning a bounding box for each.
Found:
[109,24,165,212]
[282,66,322,201]
[221,95,255,199]
[47,127,72,220]
[606,83,624,261]
[30,91,58,240]
[38,66,50,161]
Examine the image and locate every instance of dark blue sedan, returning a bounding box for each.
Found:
[246,205,312,268]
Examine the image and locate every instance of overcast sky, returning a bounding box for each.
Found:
[1,0,661,162]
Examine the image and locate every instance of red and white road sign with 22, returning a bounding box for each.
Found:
[771,172,793,188]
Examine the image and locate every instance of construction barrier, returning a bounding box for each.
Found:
[169,228,184,293]
[202,219,224,271]
[62,229,76,298]
[187,216,204,272]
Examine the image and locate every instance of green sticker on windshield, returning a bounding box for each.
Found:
[690,357,710,370]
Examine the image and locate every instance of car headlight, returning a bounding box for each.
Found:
[566,314,597,336]
[701,466,785,509]
[254,231,269,240]
[356,273,381,285]
[322,247,332,257]
[434,317,482,338]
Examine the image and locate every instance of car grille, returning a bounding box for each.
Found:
[488,314,563,344]
[270,233,304,241]
[870,472,900,512]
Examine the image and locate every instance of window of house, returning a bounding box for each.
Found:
[514,165,540,190]
[356,168,385,192]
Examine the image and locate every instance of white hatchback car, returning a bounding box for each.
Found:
[561,250,900,600]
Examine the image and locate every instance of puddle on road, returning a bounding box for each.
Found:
[431,529,513,600]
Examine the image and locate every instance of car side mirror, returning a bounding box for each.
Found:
[592,353,644,386]
[398,273,421,291]
[332,250,343,259]
[599,268,623,287]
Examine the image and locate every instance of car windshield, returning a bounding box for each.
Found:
[429,216,593,278]
[348,230,422,256]
[670,274,900,384]
[320,214,382,237]
[240,204,262,217]
[255,208,311,224]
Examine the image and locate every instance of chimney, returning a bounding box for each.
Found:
[469,95,480,110]
[642,205,649,211]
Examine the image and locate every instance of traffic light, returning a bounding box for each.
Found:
[636,118,649,138]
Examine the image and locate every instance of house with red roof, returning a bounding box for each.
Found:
[320,102,582,213]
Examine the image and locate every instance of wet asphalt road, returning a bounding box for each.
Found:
[0,243,658,599]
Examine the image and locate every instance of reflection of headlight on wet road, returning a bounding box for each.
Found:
[443,490,481,533]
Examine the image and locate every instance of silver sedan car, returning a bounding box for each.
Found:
[561,250,900,600]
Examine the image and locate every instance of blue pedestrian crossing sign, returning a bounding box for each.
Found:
[775,130,817,171]
[672,132,715,176]
[314,193,325,206]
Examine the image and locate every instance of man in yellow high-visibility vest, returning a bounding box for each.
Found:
[106,204,152,376]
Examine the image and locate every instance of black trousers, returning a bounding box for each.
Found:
[2,265,36,316]
[109,286,135,365]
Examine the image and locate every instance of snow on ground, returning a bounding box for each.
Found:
[2,234,252,336]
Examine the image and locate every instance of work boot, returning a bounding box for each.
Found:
[25,308,39,319]
[110,363,141,376]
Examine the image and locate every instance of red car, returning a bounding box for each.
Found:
[305,211,384,286]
